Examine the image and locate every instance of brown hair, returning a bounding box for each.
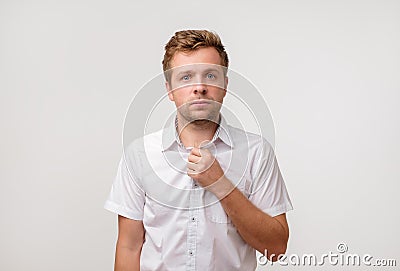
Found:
[162,30,229,73]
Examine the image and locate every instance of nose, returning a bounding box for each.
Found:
[193,83,207,95]
[194,88,207,95]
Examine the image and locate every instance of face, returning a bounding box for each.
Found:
[166,47,228,123]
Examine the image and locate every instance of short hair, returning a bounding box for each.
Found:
[162,30,229,73]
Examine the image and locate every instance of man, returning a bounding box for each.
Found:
[105,30,293,271]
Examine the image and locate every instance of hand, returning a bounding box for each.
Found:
[187,147,235,199]
[187,147,224,188]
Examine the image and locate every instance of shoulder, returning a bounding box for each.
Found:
[123,129,165,163]
[227,124,273,153]
[125,129,164,151]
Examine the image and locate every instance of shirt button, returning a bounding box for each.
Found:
[194,183,198,187]
[189,250,193,256]
[191,217,196,222]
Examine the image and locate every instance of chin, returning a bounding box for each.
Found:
[190,112,219,122]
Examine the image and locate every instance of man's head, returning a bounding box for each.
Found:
[163,30,229,124]
[162,30,229,74]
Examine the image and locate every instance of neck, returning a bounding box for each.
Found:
[177,114,220,148]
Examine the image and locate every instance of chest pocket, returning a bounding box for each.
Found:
[205,174,251,224]
[205,201,231,224]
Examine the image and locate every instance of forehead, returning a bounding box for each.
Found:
[170,47,222,68]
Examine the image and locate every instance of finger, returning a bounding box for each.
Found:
[187,163,194,171]
[187,170,197,178]
[187,168,197,177]
[188,153,201,163]
[190,147,202,157]
[187,161,196,170]
[187,162,201,172]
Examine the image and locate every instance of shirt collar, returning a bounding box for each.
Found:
[161,114,234,152]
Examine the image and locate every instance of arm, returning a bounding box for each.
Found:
[188,148,289,261]
[115,215,144,271]
[217,178,289,261]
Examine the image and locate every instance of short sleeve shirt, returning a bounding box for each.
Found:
[104,115,293,271]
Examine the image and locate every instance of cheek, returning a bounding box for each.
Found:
[173,88,191,99]
[209,87,226,99]
[170,92,186,106]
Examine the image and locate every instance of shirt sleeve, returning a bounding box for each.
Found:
[104,154,145,220]
[248,139,293,217]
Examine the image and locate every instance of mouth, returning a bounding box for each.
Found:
[189,99,211,106]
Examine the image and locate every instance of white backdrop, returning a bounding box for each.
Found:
[1,1,399,270]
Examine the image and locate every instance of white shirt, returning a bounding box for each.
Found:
[104,115,293,271]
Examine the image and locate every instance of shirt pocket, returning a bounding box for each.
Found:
[205,201,232,224]
[204,176,250,224]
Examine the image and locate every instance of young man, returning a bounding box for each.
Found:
[105,30,293,271]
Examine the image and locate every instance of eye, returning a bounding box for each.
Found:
[182,74,191,81]
[206,73,215,79]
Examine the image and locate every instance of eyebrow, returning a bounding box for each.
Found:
[203,68,222,74]
[175,69,195,78]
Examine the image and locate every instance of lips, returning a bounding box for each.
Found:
[189,100,211,105]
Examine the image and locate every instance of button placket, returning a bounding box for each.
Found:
[186,180,200,271]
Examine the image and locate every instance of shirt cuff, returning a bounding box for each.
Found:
[104,200,143,220]
[262,202,293,217]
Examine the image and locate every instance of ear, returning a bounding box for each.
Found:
[166,81,174,101]
[223,76,228,98]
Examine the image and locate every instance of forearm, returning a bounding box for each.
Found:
[213,177,288,259]
[115,242,142,271]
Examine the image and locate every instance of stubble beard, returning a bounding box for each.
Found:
[178,102,221,127]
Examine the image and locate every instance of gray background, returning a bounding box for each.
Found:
[1,0,399,270]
